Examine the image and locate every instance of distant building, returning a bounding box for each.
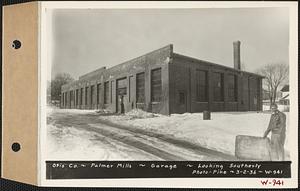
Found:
[262,89,282,102]
[61,42,263,115]
[279,85,289,105]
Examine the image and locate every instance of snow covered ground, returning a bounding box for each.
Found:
[99,109,290,158]
[47,108,164,160]
[47,123,164,160]
[47,106,290,160]
[47,107,227,161]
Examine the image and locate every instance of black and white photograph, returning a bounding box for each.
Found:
[47,6,290,161]
[40,1,298,188]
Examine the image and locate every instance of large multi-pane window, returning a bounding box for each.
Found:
[228,74,238,102]
[70,90,74,108]
[70,91,73,102]
[151,68,162,102]
[80,88,83,106]
[104,82,109,104]
[196,70,208,102]
[62,93,64,107]
[136,72,145,103]
[64,93,67,107]
[97,83,101,105]
[85,87,88,105]
[129,76,134,102]
[213,72,224,101]
[76,89,79,106]
[110,81,113,103]
[90,85,94,105]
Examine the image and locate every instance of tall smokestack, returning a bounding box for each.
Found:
[233,41,241,70]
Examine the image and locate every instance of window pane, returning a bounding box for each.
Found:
[80,88,83,106]
[136,72,145,103]
[70,91,73,101]
[90,85,94,105]
[179,92,185,104]
[76,89,79,106]
[129,76,134,102]
[97,84,101,104]
[196,70,208,102]
[213,72,224,101]
[104,82,109,104]
[151,68,162,102]
[85,87,88,105]
[228,74,237,102]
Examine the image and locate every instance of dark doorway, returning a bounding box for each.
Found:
[116,78,127,113]
[117,88,126,113]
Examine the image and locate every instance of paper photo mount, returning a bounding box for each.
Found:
[2,1,39,185]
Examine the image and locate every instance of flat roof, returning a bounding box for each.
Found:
[64,44,264,89]
[173,53,264,78]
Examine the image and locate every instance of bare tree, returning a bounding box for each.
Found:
[257,63,289,105]
[50,73,74,101]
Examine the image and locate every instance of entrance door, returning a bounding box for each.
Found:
[116,77,128,113]
[117,88,127,113]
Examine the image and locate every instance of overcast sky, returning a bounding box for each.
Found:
[50,8,289,80]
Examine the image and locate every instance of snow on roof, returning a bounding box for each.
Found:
[281,85,289,92]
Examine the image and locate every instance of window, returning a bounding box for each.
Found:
[80,88,83,106]
[196,70,208,102]
[213,72,224,101]
[110,81,113,103]
[85,87,88,105]
[97,83,101,105]
[90,85,94,105]
[104,82,109,104]
[136,72,145,103]
[129,76,134,102]
[75,89,79,106]
[228,74,238,102]
[70,90,73,102]
[151,68,162,102]
[179,92,185,104]
[61,93,63,106]
[62,93,64,106]
[64,93,67,106]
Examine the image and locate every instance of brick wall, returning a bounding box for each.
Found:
[61,45,173,115]
[170,53,263,113]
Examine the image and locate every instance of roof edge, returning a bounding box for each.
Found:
[173,53,264,78]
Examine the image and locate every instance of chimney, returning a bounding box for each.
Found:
[233,41,241,70]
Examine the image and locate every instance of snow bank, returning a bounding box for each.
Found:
[125,109,160,119]
[95,109,112,114]
[100,111,290,157]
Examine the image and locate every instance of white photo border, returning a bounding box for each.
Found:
[39,1,298,188]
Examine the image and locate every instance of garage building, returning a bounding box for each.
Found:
[61,42,263,115]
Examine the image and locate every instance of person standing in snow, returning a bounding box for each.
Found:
[263,104,286,161]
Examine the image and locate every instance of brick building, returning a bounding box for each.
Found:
[61,42,263,115]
